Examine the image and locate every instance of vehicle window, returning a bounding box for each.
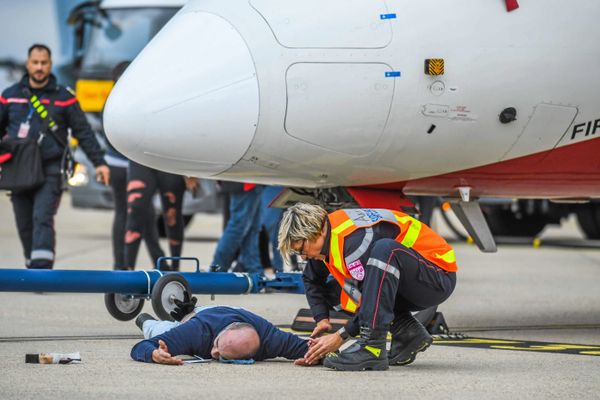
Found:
[81,8,178,74]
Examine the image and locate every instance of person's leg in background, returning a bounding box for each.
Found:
[110,164,165,269]
[212,187,258,272]
[237,186,264,273]
[28,175,63,269]
[260,186,284,272]
[109,165,127,269]
[124,162,162,269]
[10,188,35,268]
[142,205,165,269]
[156,171,186,271]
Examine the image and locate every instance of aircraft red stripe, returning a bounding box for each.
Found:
[506,0,519,12]
[373,137,600,199]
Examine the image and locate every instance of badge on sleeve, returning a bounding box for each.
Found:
[347,260,365,281]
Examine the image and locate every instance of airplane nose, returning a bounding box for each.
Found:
[104,10,259,176]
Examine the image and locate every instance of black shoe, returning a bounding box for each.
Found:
[135,313,156,331]
[323,327,388,371]
[388,312,433,366]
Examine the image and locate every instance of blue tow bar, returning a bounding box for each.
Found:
[0,257,305,321]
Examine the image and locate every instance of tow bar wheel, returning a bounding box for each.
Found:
[104,293,145,321]
[151,274,191,321]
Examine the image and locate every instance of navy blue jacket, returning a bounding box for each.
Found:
[130,306,308,363]
[303,221,400,337]
[0,74,105,174]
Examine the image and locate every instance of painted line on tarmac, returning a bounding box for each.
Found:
[433,336,600,356]
[452,323,600,332]
[0,334,141,343]
[281,327,600,357]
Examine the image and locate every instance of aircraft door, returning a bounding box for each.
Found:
[284,62,394,156]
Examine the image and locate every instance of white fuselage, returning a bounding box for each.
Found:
[104,0,600,197]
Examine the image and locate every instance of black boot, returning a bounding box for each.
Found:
[388,312,433,366]
[135,313,156,332]
[323,326,388,371]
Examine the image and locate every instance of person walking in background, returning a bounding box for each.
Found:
[0,44,109,269]
[123,161,197,271]
[104,61,164,270]
[260,185,284,274]
[212,182,263,273]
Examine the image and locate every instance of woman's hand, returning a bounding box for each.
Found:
[311,319,332,338]
[304,333,344,365]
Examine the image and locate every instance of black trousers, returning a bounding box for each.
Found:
[10,174,63,269]
[109,165,162,269]
[358,239,456,331]
[124,162,185,270]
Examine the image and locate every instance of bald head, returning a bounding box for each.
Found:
[211,323,260,360]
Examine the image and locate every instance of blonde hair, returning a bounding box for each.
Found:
[278,203,328,259]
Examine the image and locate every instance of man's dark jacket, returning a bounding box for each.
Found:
[131,306,308,363]
[0,74,105,175]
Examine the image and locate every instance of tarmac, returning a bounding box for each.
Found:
[1,192,599,400]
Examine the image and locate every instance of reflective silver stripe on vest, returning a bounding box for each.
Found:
[343,209,398,228]
[367,257,400,280]
[343,278,362,304]
[344,227,373,266]
[31,249,54,261]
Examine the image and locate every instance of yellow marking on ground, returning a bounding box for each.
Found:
[492,344,600,352]
[435,338,522,345]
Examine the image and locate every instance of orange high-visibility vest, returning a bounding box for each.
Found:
[325,209,458,313]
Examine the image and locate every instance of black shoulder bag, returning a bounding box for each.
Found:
[0,88,75,192]
[0,135,45,192]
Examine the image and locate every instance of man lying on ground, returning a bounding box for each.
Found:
[130,293,308,365]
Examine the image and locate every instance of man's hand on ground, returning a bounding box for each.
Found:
[152,340,183,365]
[294,357,317,367]
[170,291,197,321]
[310,319,332,338]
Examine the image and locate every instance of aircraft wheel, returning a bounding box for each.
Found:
[151,274,191,321]
[482,206,546,237]
[104,293,144,321]
[576,203,600,239]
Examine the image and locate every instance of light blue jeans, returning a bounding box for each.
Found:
[142,305,242,339]
[260,186,284,272]
[212,187,264,273]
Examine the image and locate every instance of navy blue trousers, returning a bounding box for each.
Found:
[11,174,62,269]
[358,239,456,331]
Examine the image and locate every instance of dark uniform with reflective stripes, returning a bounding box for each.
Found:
[0,74,105,268]
[303,220,457,336]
